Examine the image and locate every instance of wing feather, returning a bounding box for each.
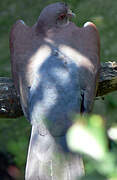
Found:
[10,20,30,118]
[81,22,100,112]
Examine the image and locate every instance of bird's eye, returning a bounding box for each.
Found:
[58,14,66,20]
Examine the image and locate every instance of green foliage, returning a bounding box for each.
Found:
[67,115,117,179]
[67,115,108,159]
[0,117,30,176]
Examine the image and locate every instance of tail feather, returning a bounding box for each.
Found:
[25,126,84,180]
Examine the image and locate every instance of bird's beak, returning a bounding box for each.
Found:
[67,9,76,18]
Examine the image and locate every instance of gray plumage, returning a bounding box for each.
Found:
[10,2,100,180]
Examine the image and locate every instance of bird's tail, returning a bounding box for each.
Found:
[25,125,84,180]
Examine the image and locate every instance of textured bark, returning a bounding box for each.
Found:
[97,61,117,96]
[0,61,117,118]
[0,77,23,118]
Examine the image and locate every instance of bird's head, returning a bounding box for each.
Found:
[37,2,75,30]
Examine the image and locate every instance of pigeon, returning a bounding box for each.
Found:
[10,2,100,180]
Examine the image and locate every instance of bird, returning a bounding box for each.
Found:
[10,2,100,180]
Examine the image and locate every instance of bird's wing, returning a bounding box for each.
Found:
[10,20,32,118]
[78,22,100,112]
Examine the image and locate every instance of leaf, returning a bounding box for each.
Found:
[66,115,108,160]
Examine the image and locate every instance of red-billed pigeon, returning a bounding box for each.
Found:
[10,2,100,180]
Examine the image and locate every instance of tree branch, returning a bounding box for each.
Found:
[0,61,117,118]
[97,61,117,96]
[0,78,23,118]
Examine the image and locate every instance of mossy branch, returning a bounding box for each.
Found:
[0,61,117,118]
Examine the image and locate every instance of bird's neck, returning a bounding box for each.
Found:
[36,18,70,34]
[35,19,55,34]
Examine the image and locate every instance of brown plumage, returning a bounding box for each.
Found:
[10,2,100,180]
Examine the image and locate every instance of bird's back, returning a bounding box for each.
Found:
[29,44,82,136]
[28,22,99,136]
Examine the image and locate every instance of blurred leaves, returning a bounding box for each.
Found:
[108,126,117,141]
[67,115,117,179]
[80,173,106,180]
[0,117,30,174]
[67,115,108,160]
